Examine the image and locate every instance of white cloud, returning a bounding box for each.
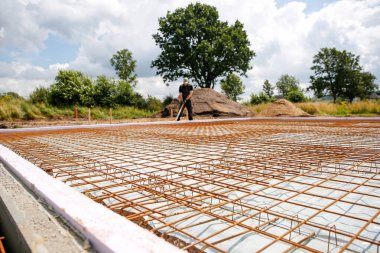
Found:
[0,27,4,39]
[0,0,379,100]
[0,61,67,97]
[135,76,179,99]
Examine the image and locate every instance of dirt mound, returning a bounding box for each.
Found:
[160,88,254,118]
[258,99,310,117]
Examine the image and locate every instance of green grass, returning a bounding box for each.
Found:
[295,100,380,116]
[245,103,272,114]
[245,100,380,117]
[0,96,157,121]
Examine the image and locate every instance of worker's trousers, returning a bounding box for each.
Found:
[178,100,193,120]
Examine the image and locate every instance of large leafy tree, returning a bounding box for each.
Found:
[93,75,118,108]
[115,80,136,106]
[276,74,300,97]
[309,47,376,102]
[152,3,255,88]
[110,49,137,86]
[262,80,274,98]
[220,73,245,101]
[357,72,377,100]
[50,70,94,106]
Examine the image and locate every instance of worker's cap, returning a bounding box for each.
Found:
[183,78,189,83]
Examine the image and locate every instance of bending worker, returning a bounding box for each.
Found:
[177,78,193,121]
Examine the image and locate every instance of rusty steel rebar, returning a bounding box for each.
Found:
[0,237,5,253]
[0,119,379,253]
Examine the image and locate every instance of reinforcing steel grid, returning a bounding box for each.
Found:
[1,119,379,253]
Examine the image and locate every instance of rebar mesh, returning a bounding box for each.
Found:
[1,119,379,253]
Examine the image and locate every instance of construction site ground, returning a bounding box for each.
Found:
[0,118,379,253]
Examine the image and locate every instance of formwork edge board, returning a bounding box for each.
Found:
[0,144,184,253]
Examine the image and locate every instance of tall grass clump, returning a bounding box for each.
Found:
[296,100,380,116]
[0,95,157,121]
[245,103,272,114]
[20,102,43,120]
[112,107,156,119]
[0,96,24,120]
[296,103,319,115]
[348,101,380,115]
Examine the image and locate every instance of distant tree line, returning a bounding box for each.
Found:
[150,3,377,104]
[29,49,162,111]
[5,3,379,108]
[309,47,377,103]
[249,48,378,104]
[30,70,161,111]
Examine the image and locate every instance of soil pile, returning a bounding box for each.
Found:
[258,99,310,117]
[160,88,254,118]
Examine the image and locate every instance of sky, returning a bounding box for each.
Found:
[0,0,379,100]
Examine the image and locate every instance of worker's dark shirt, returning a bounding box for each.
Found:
[179,84,193,100]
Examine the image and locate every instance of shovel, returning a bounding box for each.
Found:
[176,99,187,121]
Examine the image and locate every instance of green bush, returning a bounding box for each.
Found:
[163,95,174,107]
[250,92,272,105]
[145,96,162,111]
[30,87,51,104]
[286,89,306,103]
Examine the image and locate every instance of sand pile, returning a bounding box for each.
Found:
[161,88,254,118]
[258,99,310,117]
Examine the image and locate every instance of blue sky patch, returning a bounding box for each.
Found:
[33,33,79,67]
[0,33,79,68]
[277,0,337,13]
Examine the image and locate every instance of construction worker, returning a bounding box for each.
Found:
[177,78,193,121]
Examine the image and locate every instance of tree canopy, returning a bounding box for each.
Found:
[50,70,93,106]
[309,47,377,102]
[276,74,300,97]
[262,80,274,98]
[357,72,377,100]
[46,70,160,110]
[110,49,137,86]
[220,73,245,101]
[151,3,255,88]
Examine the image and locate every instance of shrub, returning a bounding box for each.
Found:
[163,95,174,107]
[30,87,51,104]
[145,96,162,111]
[286,89,306,103]
[250,92,272,105]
